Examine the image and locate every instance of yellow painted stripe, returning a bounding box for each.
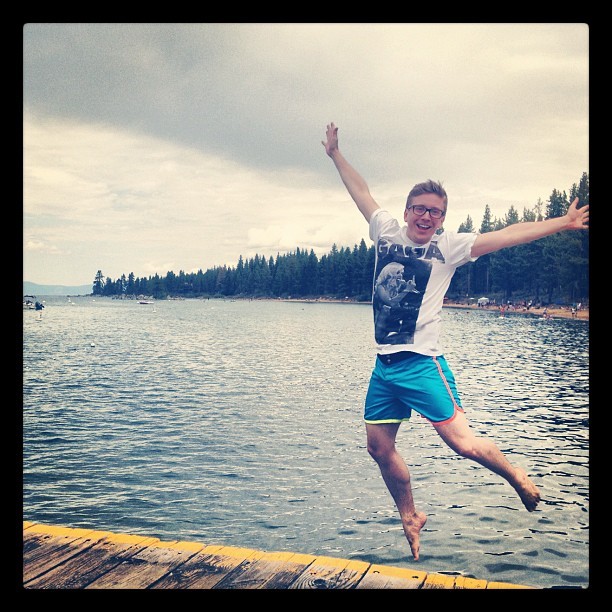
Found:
[455,576,487,589]
[367,564,428,581]
[25,523,111,539]
[423,573,457,588]
[308,555,350,567]
[345,559,371,573]
[157,540,207,553]
[487,580,533,589]
[258,550,303,562]
[197,544,226,555]
[102,533,160,546]
[286,552,317,565]
[213,545,264,560]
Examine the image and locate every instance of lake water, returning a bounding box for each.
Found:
[22,297,589,589]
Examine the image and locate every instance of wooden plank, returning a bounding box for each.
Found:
[149,544,255,589]
[84,540,206,589]
[24,523,102,559]
[356,563,427,589]
[288,555,370,589]
[24,533,159,589]
[252,553,316,590]
[212,550,316,589]
[24,528,86,559]
[23,528,113,584]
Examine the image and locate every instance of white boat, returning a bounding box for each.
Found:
[23,295,37,310]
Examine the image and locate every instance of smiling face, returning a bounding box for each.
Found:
[403,193,446,244]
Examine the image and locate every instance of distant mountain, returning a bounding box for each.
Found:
[23,281,92,296]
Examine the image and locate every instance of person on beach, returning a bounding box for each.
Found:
[322,122,589,561]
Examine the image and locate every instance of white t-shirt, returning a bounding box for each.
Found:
[369,208,478,356]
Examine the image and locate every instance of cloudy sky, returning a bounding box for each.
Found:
[23,23,589,287]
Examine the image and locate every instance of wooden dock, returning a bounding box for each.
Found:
[22,521,534,590]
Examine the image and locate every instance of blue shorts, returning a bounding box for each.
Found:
[364,352,464,426]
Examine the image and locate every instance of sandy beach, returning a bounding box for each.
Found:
[275,296,589,322]
[443,302,589,321]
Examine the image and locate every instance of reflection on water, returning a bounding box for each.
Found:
[23,297,588,588]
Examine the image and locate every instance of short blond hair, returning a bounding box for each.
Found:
[406,180,448,209]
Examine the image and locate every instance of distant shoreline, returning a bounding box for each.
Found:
[442,302,589,322]
[32,293,589,321]
[253,296,590,322]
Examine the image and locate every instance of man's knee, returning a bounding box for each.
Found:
[366,423,399,464]
[446,436,485,461]
[366,440,381,461]
[367,438,394,464]
[436,428,476,459]
[454,442,477,460]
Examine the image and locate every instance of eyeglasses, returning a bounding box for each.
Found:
[407,205,446,219]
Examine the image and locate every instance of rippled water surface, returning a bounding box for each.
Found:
[22,297,589,588]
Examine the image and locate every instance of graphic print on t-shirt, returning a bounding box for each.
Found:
[373,237,443,345]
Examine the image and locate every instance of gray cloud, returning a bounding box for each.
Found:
[23,23,589,285]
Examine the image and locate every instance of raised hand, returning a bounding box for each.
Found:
[566,197,589,230]
[322,122,339,157]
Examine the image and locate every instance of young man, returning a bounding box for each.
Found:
[322,122,589,561]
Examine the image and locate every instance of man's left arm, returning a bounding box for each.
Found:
[471,198,589,258]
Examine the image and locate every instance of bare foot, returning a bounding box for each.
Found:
[513,468,541,511]
[401,511,427,560]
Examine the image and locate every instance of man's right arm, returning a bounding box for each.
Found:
[322,123,380,223]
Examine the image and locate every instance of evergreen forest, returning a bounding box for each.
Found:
[92,173,589,306]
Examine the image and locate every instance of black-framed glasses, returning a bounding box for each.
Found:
[407,205,446,219]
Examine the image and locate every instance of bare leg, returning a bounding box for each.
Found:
[366,422,427,560]
[434,411,541,511]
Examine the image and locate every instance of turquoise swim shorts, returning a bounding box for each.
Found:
[364,352,464,426]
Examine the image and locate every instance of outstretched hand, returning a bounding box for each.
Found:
[322,122,339,157]
[567,197,589,230]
